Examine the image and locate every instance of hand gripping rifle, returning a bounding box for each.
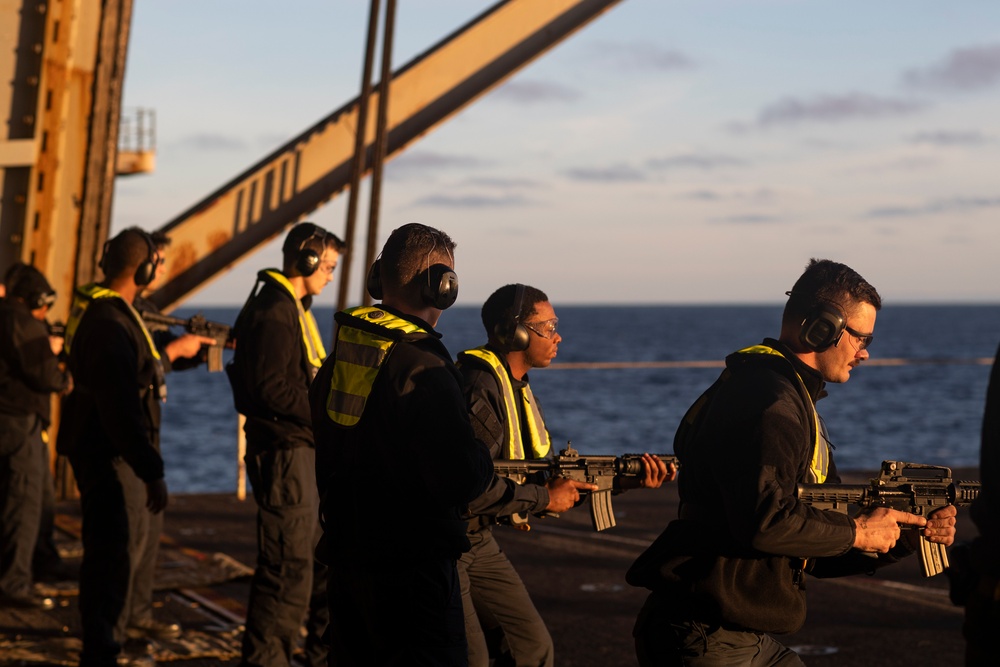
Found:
[492,443,677,532]
[797,460,981,577]
[138,310,233,372]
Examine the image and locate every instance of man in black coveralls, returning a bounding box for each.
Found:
[627,258,958,666]
[58,228,203,667]
[0,265,71,610]
[227,222,344,667]
[456,283,672,666]
[963,343,1000,665]
[310,222,494,665]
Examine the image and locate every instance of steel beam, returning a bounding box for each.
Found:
[150,0,622,311]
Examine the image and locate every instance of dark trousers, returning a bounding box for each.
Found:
[0,413,44,598]
[458,530,553,667]
[964,573,1000,666]
[33,428,65,574]
[71,454,159,667]
[241,445,328,667]
[633,593,805,667]
[328,549,468,666]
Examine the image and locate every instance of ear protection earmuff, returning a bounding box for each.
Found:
[494,283,530,352]
[99,231,160,286]
[365,241,460,311]
[366,258,383,300]
[421,264,459,310]
[799,300,847,352]
[28,288,57,310]
[293,226,326,278]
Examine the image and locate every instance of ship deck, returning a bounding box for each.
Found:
[0,468,978,666]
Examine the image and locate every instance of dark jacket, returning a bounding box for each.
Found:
[0,298,70,423]
[970,341,1000,571]
[627,338,909,634]
[228,271,316,449]
[311,306,494,558]
[458,346,550,531]
[56,296,164,483]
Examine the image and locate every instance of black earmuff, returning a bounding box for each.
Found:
[799,301,846,352]
[366,259,383,300]
[494,283,530,352]
[133,232,160,287]
[28,289,57,310]
[421,264,459,310]
[294,226,325,277]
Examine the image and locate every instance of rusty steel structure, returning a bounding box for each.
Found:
[0,0,623,493]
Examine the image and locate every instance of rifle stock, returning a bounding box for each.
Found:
[138,310,232,372]
[797,460,981,577]
[492,444,677,532]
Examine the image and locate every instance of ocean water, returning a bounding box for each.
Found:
[159,304,1000,493]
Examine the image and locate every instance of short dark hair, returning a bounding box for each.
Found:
[783,258,882,324]
[481,284,549,340]
[102,228,156,280]
[281,222,346,275]
[378,223,455,297]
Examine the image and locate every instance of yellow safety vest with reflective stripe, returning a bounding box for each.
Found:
[261,270,326,374]
[65,284,161,361]
[735,344,828,483]
[460,347,551,460]
[325,306,426,427]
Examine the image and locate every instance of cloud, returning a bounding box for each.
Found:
[461,177,541,189]
[588,41,697,72]
[648,152,748,170]
[903,44,1000,92]
[172,133,247,151]
[867,196,1000,218]
[493,80,581,104]
[709,214,782,225]
[412,194,534,209]
[562,164,646,183]
[677,187,778,202]
[747,93,927,128]
[907,130,995,146]
[386,151,487,180]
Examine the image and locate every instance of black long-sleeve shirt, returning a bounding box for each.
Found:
[57,297,164,482]
[0,298,69,423]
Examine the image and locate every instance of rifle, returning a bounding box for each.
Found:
[797,460,981,577]
[492,443,678,532]
[138,310,232,372]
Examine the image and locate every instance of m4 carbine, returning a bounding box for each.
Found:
[493,444,677,532]
[138,310,233,372]
[797,460,980,577]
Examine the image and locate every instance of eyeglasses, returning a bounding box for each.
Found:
[842,325,873,352]
[319,262,337,276]
[524,318,559,340]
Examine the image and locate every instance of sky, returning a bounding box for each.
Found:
[112,0,1000,307]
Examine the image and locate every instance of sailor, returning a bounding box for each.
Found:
[226,222,344,667]
[456,283,672,666]
[0,265,70,610]
[310,222,493,664]
[58,228,203,667]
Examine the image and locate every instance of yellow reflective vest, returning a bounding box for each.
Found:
[460,347,551,461]
[324,306,427,427]
[65,283,166,400]
[260,270,326,376]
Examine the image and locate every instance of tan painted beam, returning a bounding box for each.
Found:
[150,0,622,311]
